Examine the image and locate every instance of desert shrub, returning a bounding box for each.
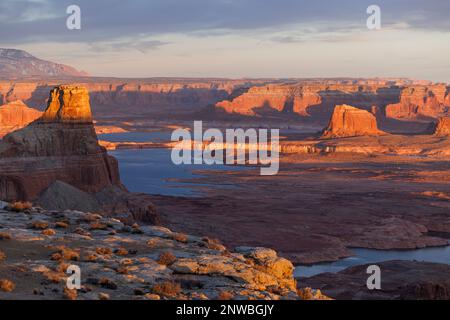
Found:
[41,229,56,236]
[172,233,188,243]
[114,248,129,256]
[0,279,15,292]
[96,247,113,255]
[31,220,49,230]
[0,250,6,262]
[151,281,181,297]
[7,201,32,212]
[157,251,177,266]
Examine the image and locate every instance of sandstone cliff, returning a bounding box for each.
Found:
[0,85,121,201]
[321,105,386,139]
[385,85,450,121]
[433,117,450,136]
[0,100,42,137]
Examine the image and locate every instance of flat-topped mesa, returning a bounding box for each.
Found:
[41,86,92,123]
[321,104,386,139]
[434,117,450,136]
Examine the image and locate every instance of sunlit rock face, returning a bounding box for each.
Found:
[434,117,450,136]
[41,86,92,123]
[385,85,450,121]
[321,104,386,139]
[0,85,121,201]
[0,100,42,138]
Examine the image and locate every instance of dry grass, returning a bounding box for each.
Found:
[96,247,113,255]
[0,279,15,292]
[31,220,49,230]
[89,222,108,230]
[51,246,80,261]
[151,281,181,297]
[7,201,32,212]
[172,232,188,243]
[202,237,226,251]
[63,287,78,300]
[157,251,177,266]
[114,248,129,256]
[41,229,56,236]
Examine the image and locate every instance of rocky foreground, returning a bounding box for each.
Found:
[0,202,328,300]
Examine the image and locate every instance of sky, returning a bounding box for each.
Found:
[1,0,450,82]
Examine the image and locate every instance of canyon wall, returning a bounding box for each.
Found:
[0,100,42,137]
[385,85,450,121]
[0,79,268,118]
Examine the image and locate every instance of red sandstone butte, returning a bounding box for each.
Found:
[434,117,450,136]
[0,85,122,201]
[321,104,386,139]
[0,100,42,137]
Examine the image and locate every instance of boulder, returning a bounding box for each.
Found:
[321,104,386,139]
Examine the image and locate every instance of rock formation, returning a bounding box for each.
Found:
[321,105,386,139]
[0,85,121,200]
[385,85,450,121]
[0,100,42,137]
[0,203,305,300]
[433,117,450,136]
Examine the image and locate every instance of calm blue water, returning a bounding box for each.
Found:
[111,148,248,197]
[295,245,450,278]
[99,131,172,143]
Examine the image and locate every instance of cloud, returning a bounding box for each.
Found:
[88,39,169,53]
[0,0,449,47]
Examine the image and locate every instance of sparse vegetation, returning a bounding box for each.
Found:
[151,281,182,297]
[96,247,113,255]
[172,232,188,243]
[157,251,177,266]
[41,229,56,236]
[0,250,6,262]
[7,201,32,212]
[31,220,49,230]
[0,279,16,292]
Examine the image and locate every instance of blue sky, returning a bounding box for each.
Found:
[1,0,450,81]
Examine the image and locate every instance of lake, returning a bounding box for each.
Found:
[102,132,450,277]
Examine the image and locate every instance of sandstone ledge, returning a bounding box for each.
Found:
[0,203,306,300]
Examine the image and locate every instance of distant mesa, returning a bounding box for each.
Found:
[0,48,89,78]
[433,117,450,136]
[0,100,42,137]
[321,104,386,139]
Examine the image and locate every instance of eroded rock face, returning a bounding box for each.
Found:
[434,117,450,136]
[321,105,386,139]
[41,86,92,123]
[0,100,42,137]
[0,85,122,202]
[385,85,450,121]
